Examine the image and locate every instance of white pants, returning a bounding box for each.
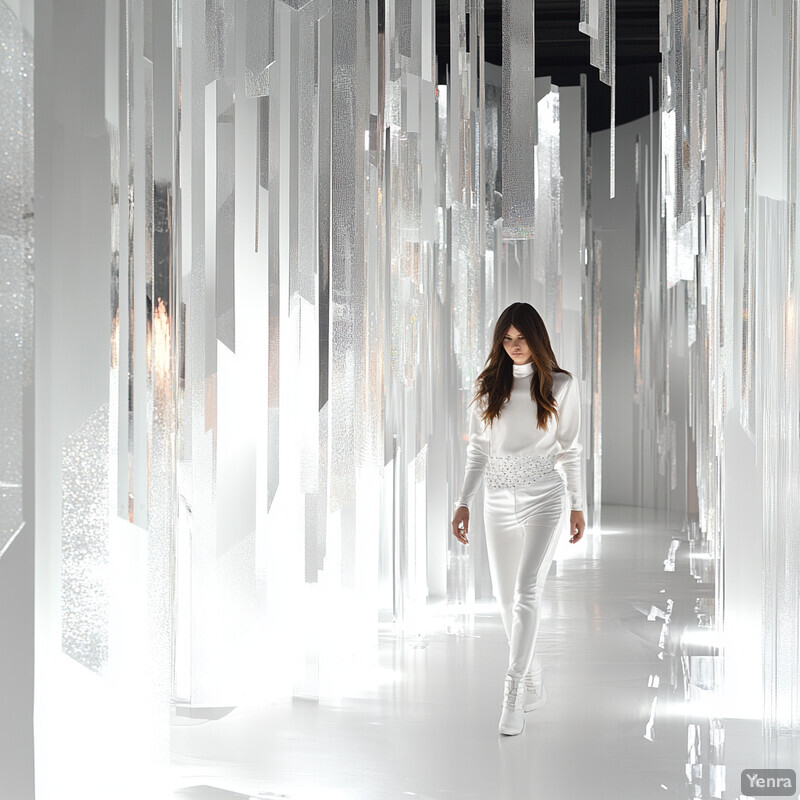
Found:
[483,469,566,681]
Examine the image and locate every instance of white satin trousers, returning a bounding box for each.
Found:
[483,469,567,682]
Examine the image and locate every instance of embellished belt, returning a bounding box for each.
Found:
[485,453,558,489]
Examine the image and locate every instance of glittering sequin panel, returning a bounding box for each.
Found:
[485,453,558,489]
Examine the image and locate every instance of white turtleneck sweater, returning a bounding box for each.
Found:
[454,361,584,513]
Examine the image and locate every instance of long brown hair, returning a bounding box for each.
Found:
[472,302,572,431]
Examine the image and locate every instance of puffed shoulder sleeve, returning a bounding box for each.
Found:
[556,375,584,511]
[453,397,490,514]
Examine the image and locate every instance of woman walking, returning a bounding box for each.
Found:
[451,302,586,736]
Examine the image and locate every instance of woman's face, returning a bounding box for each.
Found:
[502,325,533,365]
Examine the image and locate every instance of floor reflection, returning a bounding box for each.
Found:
[170,505,797,800]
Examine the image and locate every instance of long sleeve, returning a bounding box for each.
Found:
[556,376,584,510]
[454,399,490,514]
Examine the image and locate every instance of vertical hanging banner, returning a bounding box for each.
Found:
[579,0,616,197]
[501,0,536,239]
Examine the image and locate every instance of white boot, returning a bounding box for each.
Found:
[498,675,526,735]
[521,655,546,712]
[522,670,547,712]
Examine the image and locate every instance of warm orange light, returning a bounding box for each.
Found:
[111,308,120,370]
[151,296,171,383]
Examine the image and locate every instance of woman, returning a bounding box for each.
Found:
[451,302,586,736]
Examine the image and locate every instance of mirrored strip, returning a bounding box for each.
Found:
[501,0,536,239]
[329,0,361,511]
[215,0,235,353]
[0,4,33,556]
[61,406,111,673]
[267,12,282,512]
[245,0,275,97]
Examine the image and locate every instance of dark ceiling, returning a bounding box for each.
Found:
[435,0,661,132]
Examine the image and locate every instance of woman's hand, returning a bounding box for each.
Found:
[569,510,586,544]
[452,506,470,545]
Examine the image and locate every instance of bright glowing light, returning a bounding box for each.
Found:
[151,297,171,381]
[643,695,657,741]
[663,539,680,571]
[680,629,724,648]
[652,695,759,720]
[647,603,671,621]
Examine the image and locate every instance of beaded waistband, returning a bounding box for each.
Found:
[485,453,558,489]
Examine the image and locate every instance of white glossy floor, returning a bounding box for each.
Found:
[169,505,798,800]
